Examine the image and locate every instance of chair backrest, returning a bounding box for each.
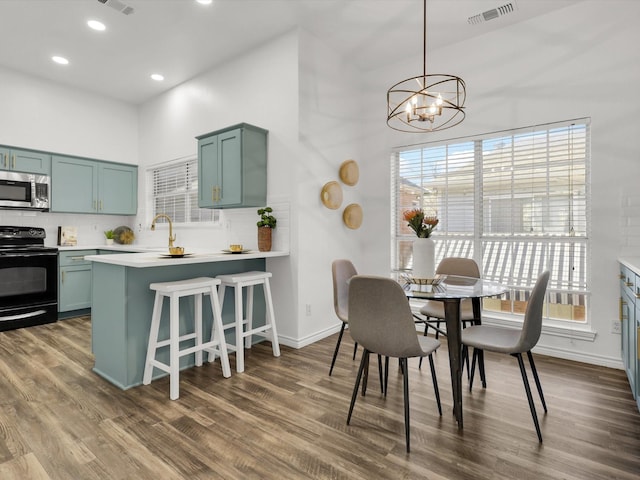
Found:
[436,257,480,278]
[332,259,357,323]
[516,270,550,352]
[348,275,425,358]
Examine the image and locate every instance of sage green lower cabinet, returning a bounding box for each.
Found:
[0,146,51,174]
[619,262,640,413]
[52,155,137,215]
[197,123,267,209]
[59,250,96,312]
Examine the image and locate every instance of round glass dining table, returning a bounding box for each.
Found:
[404,274,508,428]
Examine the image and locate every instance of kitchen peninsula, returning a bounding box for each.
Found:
[86,249,288,390]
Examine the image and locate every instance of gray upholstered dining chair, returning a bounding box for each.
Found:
[461,270,550,442]
[330,259,358,376]
[346,275,442,453]
[419,257,481,338]
[417,257,481,375]
[330,260,384,390]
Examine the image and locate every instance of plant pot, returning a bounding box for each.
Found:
[412,237,435,278]
[105,238,114,246]
[258,226,272,252]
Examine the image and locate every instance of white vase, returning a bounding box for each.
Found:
[412,237,435,279]
[105,238,114,246]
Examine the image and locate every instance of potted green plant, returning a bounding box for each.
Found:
[257,207,276,251]
[104,229,115,246]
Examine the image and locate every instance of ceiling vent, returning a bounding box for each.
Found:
[97,0,134,15]
[468,1,518,25]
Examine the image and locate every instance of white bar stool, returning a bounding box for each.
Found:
[216,271,280,373]
[143,277,231,400]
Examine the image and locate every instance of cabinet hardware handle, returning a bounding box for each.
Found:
[99,200,103,211]
[70,256,85,261]
[620,274,626,279]
[3,153,6,168]
[626,281,633,287]
[61,271,65,284]
[93,200,97,210]
[12,154,16,169]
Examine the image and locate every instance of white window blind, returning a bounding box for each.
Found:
[151,158,218,224]
[392,119,590,324]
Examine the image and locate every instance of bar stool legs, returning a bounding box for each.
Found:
[216,271,280,373]
[143,277,231,400]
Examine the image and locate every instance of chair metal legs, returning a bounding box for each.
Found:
[427,354,442,416]
[400,357,411,452]
[468,347,486,390]
[329,323,359,376]
[329,322,346,376]
[527,350,547,412]
[514,352,543,442]
[348,352,440,453]
[347,350,368,425]
[361,353,384,396]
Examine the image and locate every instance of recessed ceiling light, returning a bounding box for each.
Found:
[88,20,106,31]
[151,74,164,82]
[196,0,213,5]
[52,56,69,65]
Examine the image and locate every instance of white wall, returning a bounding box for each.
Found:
[136,31,299,343]
[359,0,640,367]
[0,66,138,245]
[297,30,364,344]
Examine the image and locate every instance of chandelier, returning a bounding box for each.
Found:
[387,0,466,133]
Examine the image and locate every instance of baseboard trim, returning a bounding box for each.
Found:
[277,323,342,349]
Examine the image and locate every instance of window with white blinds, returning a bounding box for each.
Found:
[392,119,590,324]
[150,158,219,224]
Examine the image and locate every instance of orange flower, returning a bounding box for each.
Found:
[403,209,438,238]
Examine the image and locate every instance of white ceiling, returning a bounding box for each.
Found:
[0,0,580,105]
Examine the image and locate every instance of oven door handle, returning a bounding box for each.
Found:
[0,252,57,258]
[0,309,47,322]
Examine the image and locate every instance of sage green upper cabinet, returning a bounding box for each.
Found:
[197,123,267,209]
[51,155,137,215]
[99,162,138,214]
[51,156,96,213]
[0,146,51,174]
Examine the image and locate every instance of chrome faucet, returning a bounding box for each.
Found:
[151,214,176,248]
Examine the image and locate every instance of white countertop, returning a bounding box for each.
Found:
[57,245,162,252]
[619,257,640,275]
[85,249,288,268]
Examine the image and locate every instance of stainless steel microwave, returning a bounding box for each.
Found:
[0,171,50,211]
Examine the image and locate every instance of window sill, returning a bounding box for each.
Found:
[409,301,597,342]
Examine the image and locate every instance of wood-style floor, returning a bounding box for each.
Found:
[0,316,639,479]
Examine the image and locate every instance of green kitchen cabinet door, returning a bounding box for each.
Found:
[217,128,243,207]
[197,123,267,209]
[59,264,93,311]
[198,134,219,208]
[51,155,98,213]
[58,250,96,312]
[0,146,51,174]
[99,162,138,215]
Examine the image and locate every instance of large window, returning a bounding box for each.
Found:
[149,157,219,224]
[392,119,590,324]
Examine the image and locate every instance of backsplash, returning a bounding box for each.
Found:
[0,196,290,252]
[0,209,133,247]
[620,190,640,255]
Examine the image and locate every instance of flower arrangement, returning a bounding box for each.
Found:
[257,207,277,229]
[403,209,438,238]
